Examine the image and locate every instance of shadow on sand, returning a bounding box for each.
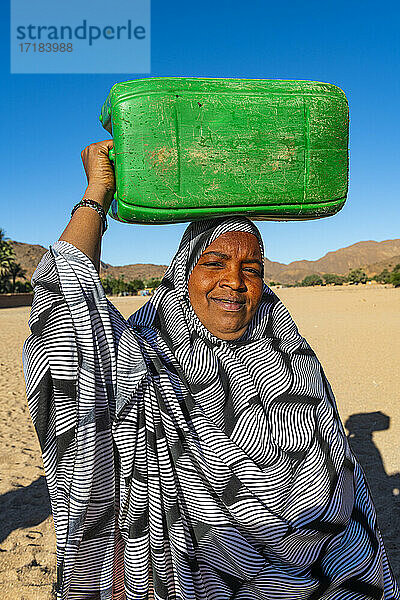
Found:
[346,411,400,581]
[0,475,51,544]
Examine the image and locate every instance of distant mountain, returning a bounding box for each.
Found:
[9,241,168,283]
[264,239,400,284]
[10,241,48,280]
[363,255,400,277]
[9,238,400,286]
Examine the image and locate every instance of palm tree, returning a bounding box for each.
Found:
[0,228,15,277]
[8,262,26,293]
[0,244,14,277]
[0,273,10,293]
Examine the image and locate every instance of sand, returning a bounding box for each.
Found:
[0,285,399,598]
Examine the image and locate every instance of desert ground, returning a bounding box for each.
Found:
[0,285,399,598]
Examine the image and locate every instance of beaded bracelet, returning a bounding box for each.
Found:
[71,198,108,235]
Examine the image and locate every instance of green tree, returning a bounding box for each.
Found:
[112,275,125,295]
[390,271,400,287]
[0,273,11,293]
[131,279,145,291]
[14,280,33,293]
[375,268,391,284]
[125,281,139,295]
[100,276,113,295]
[0,229,15,277]
[300,274,323,287]
[347,268,368,284]
[101,275,131,296]
[323,273,346,286]
[144,277,162,289]
[8,262,26,293]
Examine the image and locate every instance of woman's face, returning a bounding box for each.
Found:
[188,231,264,340]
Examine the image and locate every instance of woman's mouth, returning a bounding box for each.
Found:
[210,297,245,311]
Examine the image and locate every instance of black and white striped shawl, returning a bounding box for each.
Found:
[23,217,399,599]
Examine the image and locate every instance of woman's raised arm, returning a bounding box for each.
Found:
[59,139,115,272]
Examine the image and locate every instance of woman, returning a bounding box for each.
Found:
[23,141,399,600]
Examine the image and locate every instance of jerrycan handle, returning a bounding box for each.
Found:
[107,147,116,217]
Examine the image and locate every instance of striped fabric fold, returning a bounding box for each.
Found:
[23,218,399,600]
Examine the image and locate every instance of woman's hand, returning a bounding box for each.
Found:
[59,139,117,272]
[81,139,116,212]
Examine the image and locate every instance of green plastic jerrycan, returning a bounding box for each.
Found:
[100,78,349,224]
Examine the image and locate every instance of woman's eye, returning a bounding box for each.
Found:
[244,267,261,276]
[202,261,223,267]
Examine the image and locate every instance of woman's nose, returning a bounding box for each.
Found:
[219,266,246,290]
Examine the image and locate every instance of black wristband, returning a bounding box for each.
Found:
[71,198,108,235]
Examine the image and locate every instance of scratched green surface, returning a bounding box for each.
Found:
[100,78,349,224]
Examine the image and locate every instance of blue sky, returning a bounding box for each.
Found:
[2,0,399,266]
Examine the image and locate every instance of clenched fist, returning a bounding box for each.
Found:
[81,140,116,211]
